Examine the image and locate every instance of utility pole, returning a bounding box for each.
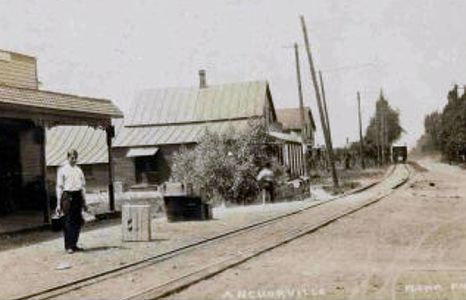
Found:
[380,103,385,165]
[357,92,365,169]
[319,71,331,137]
[300,15,339,189]
[294,42,308,177]
[376,109,380,166]
[318,71,333,168]
[384,103,389,164]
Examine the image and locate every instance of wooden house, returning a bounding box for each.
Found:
[275,107,317,177]
[112,71,306,187]
[0,49,122,222]
[276,107,316,148]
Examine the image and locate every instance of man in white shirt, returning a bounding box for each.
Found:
[56,149,88,254]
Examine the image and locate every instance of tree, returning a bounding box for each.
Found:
[422,111,442,152]
[172,120,286,204]
[364,90,404,164]
[438,85,466,161]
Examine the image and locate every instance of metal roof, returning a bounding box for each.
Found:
[276,107,316,131]
[114,119,254,148]
[125,81,268,126]
[0,84,123,118]
[46,119,124,166]
[46,126,108,166]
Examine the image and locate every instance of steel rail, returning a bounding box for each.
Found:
[14,165,398,300]
[125,164,411,300]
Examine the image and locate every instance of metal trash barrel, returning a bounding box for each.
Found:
[121,204,151,241]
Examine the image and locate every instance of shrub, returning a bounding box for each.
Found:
[172,120,285,204]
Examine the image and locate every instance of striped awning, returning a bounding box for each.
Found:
[126,147,159,158]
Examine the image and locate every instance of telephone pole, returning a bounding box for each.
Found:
[383,103,389,164]
[319,71,331,137]
[318,71,333,168]
[294,43,308,176]
[381,104,386,164]
[300,15,339,189]
[376,110,380,166]
[357,92,365,169]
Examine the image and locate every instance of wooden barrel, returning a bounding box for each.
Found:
[121,204,151,241]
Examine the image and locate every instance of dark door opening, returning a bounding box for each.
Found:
[0,119,24,215]
[134,151,170,185]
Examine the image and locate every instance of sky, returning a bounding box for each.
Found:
[1,0,465,148]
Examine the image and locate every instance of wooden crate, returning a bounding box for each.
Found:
[121,204,151,241]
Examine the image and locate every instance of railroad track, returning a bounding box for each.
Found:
[16,164,410,300]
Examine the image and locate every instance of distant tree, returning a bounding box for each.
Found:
[422,111,442,152]
[363,90,404,163]
[172,120,286,204]
[438,85,466,161]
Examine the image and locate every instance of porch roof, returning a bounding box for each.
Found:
[0,84,123,127]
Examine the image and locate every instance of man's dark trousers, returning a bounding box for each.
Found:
[61,191,83,250]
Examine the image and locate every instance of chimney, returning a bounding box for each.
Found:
[199,69,207,88]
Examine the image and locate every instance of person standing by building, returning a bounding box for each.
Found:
[257,162,275,203]
[55,149,88,254]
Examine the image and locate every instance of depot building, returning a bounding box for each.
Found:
[0,49,122,223]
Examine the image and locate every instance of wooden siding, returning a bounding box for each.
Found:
[19,128,42,185]
[281,143,304,178]
[0,51,38,89]
[113,148,136,189]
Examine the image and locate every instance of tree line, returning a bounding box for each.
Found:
[417,85,466,161]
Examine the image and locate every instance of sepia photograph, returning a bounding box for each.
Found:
[0,0,465,299]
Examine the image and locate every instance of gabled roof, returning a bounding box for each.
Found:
[0,84,123,119]
[115,80,274,148]
[276,107,316,131]
[125,80,268,127]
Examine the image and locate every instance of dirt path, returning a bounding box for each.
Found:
[168,160,466,300]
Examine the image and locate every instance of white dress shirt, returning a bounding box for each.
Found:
[257,168,274,182]
[56,162,86,203]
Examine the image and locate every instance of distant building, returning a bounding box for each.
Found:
[276,107,316,148]
[112,71,305,187]
[275,107,317,176]
[0,49,122,222]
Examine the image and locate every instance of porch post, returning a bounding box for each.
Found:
[39,127,51,223]
[106,125,115,212]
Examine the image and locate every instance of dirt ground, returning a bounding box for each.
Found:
[169,158,466,300]
[0,167,384,300]
[22,165,402,300]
